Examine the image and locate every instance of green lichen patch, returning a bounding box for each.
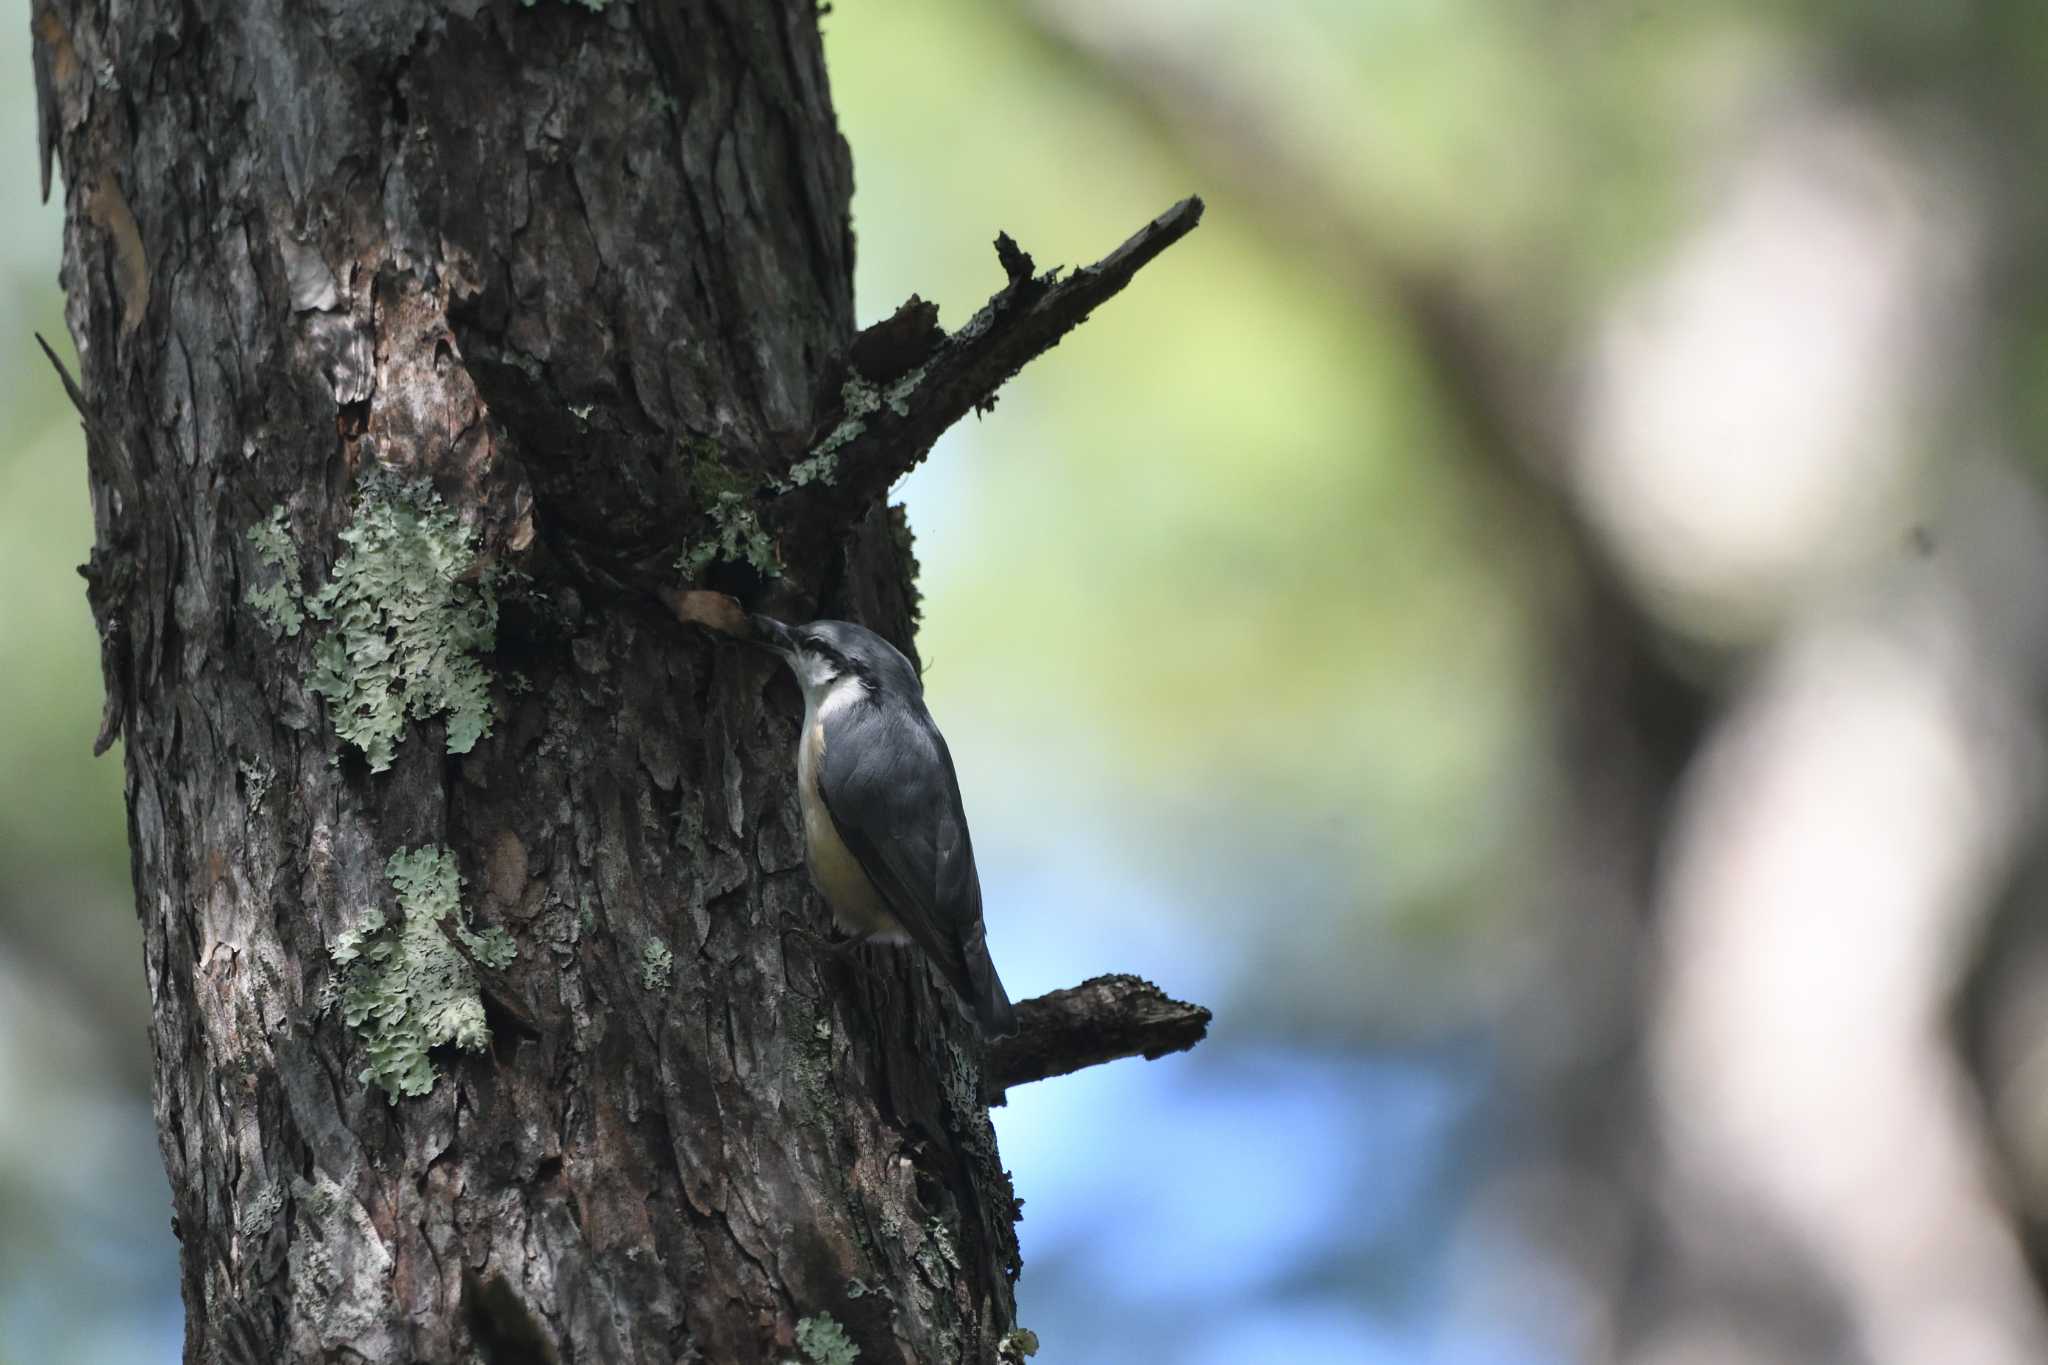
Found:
[675,438,782,582]
[234,1180,285,1243]
[779,449,840,490]
[941,1040,998,1155]
[640,937,674,992]
[327,845,516,1102]
[997,1328,1040,1362]
[913,1216,960,1287]
[788,1314,859,1365]
[881,365,925,418]
[676,490,780,582]
[239,757,276,810]
[795,377,881,475]
[245,505,307,638]
[306,472,499,772]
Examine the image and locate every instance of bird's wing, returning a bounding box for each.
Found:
[815,700,993,1012]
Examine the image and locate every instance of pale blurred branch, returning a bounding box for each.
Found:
[36,331,134,756]
[1014,3,1707,778]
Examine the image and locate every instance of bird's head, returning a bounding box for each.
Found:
[752,616,920,705]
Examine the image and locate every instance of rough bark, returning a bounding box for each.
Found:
[32,2,1199,1361]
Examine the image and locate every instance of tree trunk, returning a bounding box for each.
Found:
[31,2,1035,1360]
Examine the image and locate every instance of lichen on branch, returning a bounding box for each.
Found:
[675,489,780,582]
[305,471,500,772]
[326,845,516,1102]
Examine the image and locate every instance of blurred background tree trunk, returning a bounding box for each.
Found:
[36,2,1024,1360]
[1017,6,2048,1363]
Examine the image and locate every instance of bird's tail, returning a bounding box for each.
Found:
[961,925,1017,1038]
[974,963,1017,1039]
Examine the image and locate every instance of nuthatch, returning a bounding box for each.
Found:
[750,614,1017,1038]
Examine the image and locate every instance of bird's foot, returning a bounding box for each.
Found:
[778,919,866,958]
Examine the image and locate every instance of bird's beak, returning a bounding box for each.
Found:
[748,614,798,660]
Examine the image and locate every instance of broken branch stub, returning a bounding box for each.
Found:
[780,196,1205,548]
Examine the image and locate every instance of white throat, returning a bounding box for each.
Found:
[798,669,867,729]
